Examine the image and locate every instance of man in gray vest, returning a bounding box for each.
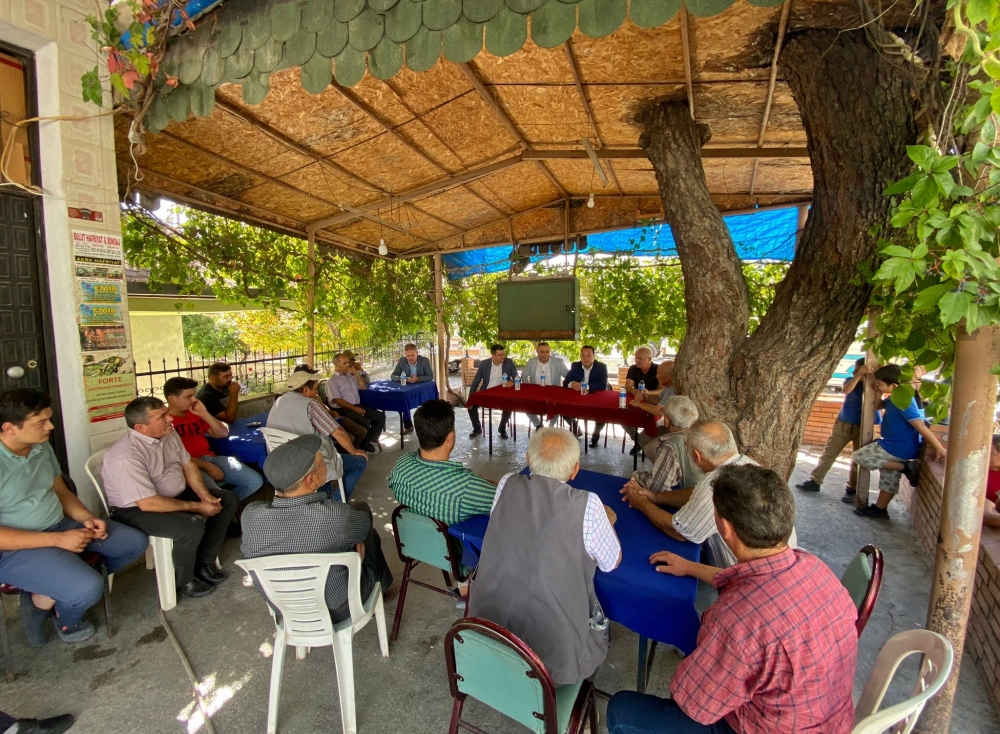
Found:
[469,427,622,686]
[621,395,703,495]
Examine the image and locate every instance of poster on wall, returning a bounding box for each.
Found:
[79,279,123,303]
[72,229,123,260]
[80,303,123,325]
[75,257,123,280]
[80,325,127,351]
[82,351,135,423]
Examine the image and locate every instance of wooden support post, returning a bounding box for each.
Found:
[856,308,878,507]
[434,253,448,397]
[306,230,317,365]
[918,323,1000,731]
[795,204,808,246]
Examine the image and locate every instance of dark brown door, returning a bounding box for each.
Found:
[0,193,47,392]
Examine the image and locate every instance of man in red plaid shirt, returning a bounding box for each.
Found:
[607,464,858,734]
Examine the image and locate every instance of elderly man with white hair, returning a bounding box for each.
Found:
[629,360,676,459]
[469,427,622,686]
[622,419,797,568]
[620,395,703,495]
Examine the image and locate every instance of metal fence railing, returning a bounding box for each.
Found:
[134,335,436,398]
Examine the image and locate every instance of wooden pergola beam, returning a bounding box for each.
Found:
[749,0,793,196]
[523,147,809,159]
[564,42,623,195]
[680,7,695,118]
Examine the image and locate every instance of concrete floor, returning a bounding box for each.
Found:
[3,409,999,734]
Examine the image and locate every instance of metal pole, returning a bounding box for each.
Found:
[917,322,1000,731]
[434,253,447,397]
[306,230,316,365]
[856,308,879,507]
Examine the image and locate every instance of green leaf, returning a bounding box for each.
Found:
[109,71,129,99]
[905,330,926,350]
[933,171,956,197]
[907,145,938,171]
[911,176,939,208]
[890,383,916,410]
[939,289,973,325]
[967,0,995,24]
[916,350,941,366]
[880,244,915,258]
[884,172,923,195]
[912,282,954,312]
[81,67,103,106]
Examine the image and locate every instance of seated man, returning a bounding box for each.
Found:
[622,347,659,454]
[564,346,609,448]
[0,389,147,646]
[293,365,367,450]
[326,352,386,452]
[344,351,369,382]
[268,371,369,499]
[389,399,496,525]
[241,435,393,621]
[621,395,702,495]
[390,343,434,435]
[520,342,569,428]
[469,427,621,686]
[104,397,239,599]
[851,363,946,519]
[467,344,518,440]
[163,377,264,501]
[196,362,241,423]
[621,420,797,568]
[630,360,676,460]
[608,464,858,734]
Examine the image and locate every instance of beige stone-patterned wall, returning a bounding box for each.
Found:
[0,0,130,512]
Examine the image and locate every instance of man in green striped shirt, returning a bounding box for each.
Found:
[389,400,496,526]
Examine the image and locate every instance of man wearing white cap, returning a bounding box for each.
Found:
[266,370,369,499]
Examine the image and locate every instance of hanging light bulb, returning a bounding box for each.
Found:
[378,238,387,256]
[587,192,595,208]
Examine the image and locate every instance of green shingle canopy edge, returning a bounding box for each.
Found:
[147,0,784,131]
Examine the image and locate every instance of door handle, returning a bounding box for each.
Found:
[6,366,25,379]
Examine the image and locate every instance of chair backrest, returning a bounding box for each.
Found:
[445,618,559,734]
[85,450,111,517]
[840,545,884,636]
[391,505,466,578]
[235,552,364,647]
[259,427,300,454]
[852,630,953,734]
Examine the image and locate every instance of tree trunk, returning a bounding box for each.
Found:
[641,29,918,478]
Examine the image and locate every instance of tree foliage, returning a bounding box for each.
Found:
[181,314,247,358]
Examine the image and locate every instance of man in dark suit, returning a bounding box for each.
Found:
[390,343,435,434]
[564,345,610,448]
[467,344,518,439]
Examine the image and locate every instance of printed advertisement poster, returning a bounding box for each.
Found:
[72,230,123,261]
[84,371,136,423]
[75,257,123,280]
[80,303,123,325]
[80,325,127,351]
[83,352,133,378]
[80,279,123,304]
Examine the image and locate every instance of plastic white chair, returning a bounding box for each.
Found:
[235,553,389,734]
[86,450,177,612]
[260,426,347,503]
[852,629,954,734]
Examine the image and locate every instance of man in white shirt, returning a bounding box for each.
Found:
[467,344,518,439]
[520,342,569,428]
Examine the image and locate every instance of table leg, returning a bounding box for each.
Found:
[583,420,589,454]
[399,412,405,450]
[636,636,658,692]
[489,408,493,456]
[633,441,639,471]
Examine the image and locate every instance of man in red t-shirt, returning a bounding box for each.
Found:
[985,435,1000,529]
[163,377,263,501]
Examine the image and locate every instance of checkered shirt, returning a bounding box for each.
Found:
[672,548,858,733]
[493,473,620,572]
[240,493,371,609]
[306,400,342,437]
[632,439,682,492]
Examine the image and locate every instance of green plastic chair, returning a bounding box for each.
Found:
[840,544,884,636]
[445,618,596,734]
[390,505,471,642]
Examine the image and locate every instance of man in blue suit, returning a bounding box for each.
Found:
[390,344,434,434]
[468,344,518,439]
[564,345,609,448]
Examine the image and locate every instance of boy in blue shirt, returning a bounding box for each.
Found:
[797,358,878,496]
[851,364,947,519]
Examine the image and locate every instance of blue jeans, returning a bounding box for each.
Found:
[200,454,264,500]
[607,692,736,734]
[320,454,367,501]
[0,517,148,627]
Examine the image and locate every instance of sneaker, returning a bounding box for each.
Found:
[854,504,890,520]
[14,714,76,734]
[840,489,857,504]
[468,429,482,439]
[54,618,95,644]
[19,593,52,648]
[902,459,920,487]
[796,479,821,492]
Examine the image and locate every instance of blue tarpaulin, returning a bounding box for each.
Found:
[443,205,802,279]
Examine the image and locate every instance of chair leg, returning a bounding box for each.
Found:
[295,647,309,660]
[588,690,598,734]
[267,630,287,734]
[448,699,464,734]
[374,589,389,658]
[150,537,177,612]
[337,478,347,504]
[0,596,14,683]
[622,432,626,454]
[390,561,413,643]
[145,544,155,570]
[332,631,357,734]
[101,562,115,639]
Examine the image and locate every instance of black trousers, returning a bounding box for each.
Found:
[330,501,394,623]
[342,405,386,447]
[468,406,510,433]
[112,486,239,586]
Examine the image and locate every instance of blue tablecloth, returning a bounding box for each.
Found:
[359,380,439,420]
[207,413,269,466]
[448,468,702,654]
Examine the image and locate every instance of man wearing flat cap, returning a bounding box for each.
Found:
[240,435,393,619]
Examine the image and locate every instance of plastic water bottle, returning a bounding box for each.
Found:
[399,374,406,387]
[619,386,627,408]
[540,374,546,387]
[581,380,589,396]
[638,380,646,393]
[514,376,521,391]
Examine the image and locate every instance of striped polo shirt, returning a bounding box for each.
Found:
[389,452,496,526]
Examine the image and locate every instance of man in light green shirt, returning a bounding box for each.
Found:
[0,390,147,647]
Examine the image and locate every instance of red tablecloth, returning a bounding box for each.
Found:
[467,384,658,435]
